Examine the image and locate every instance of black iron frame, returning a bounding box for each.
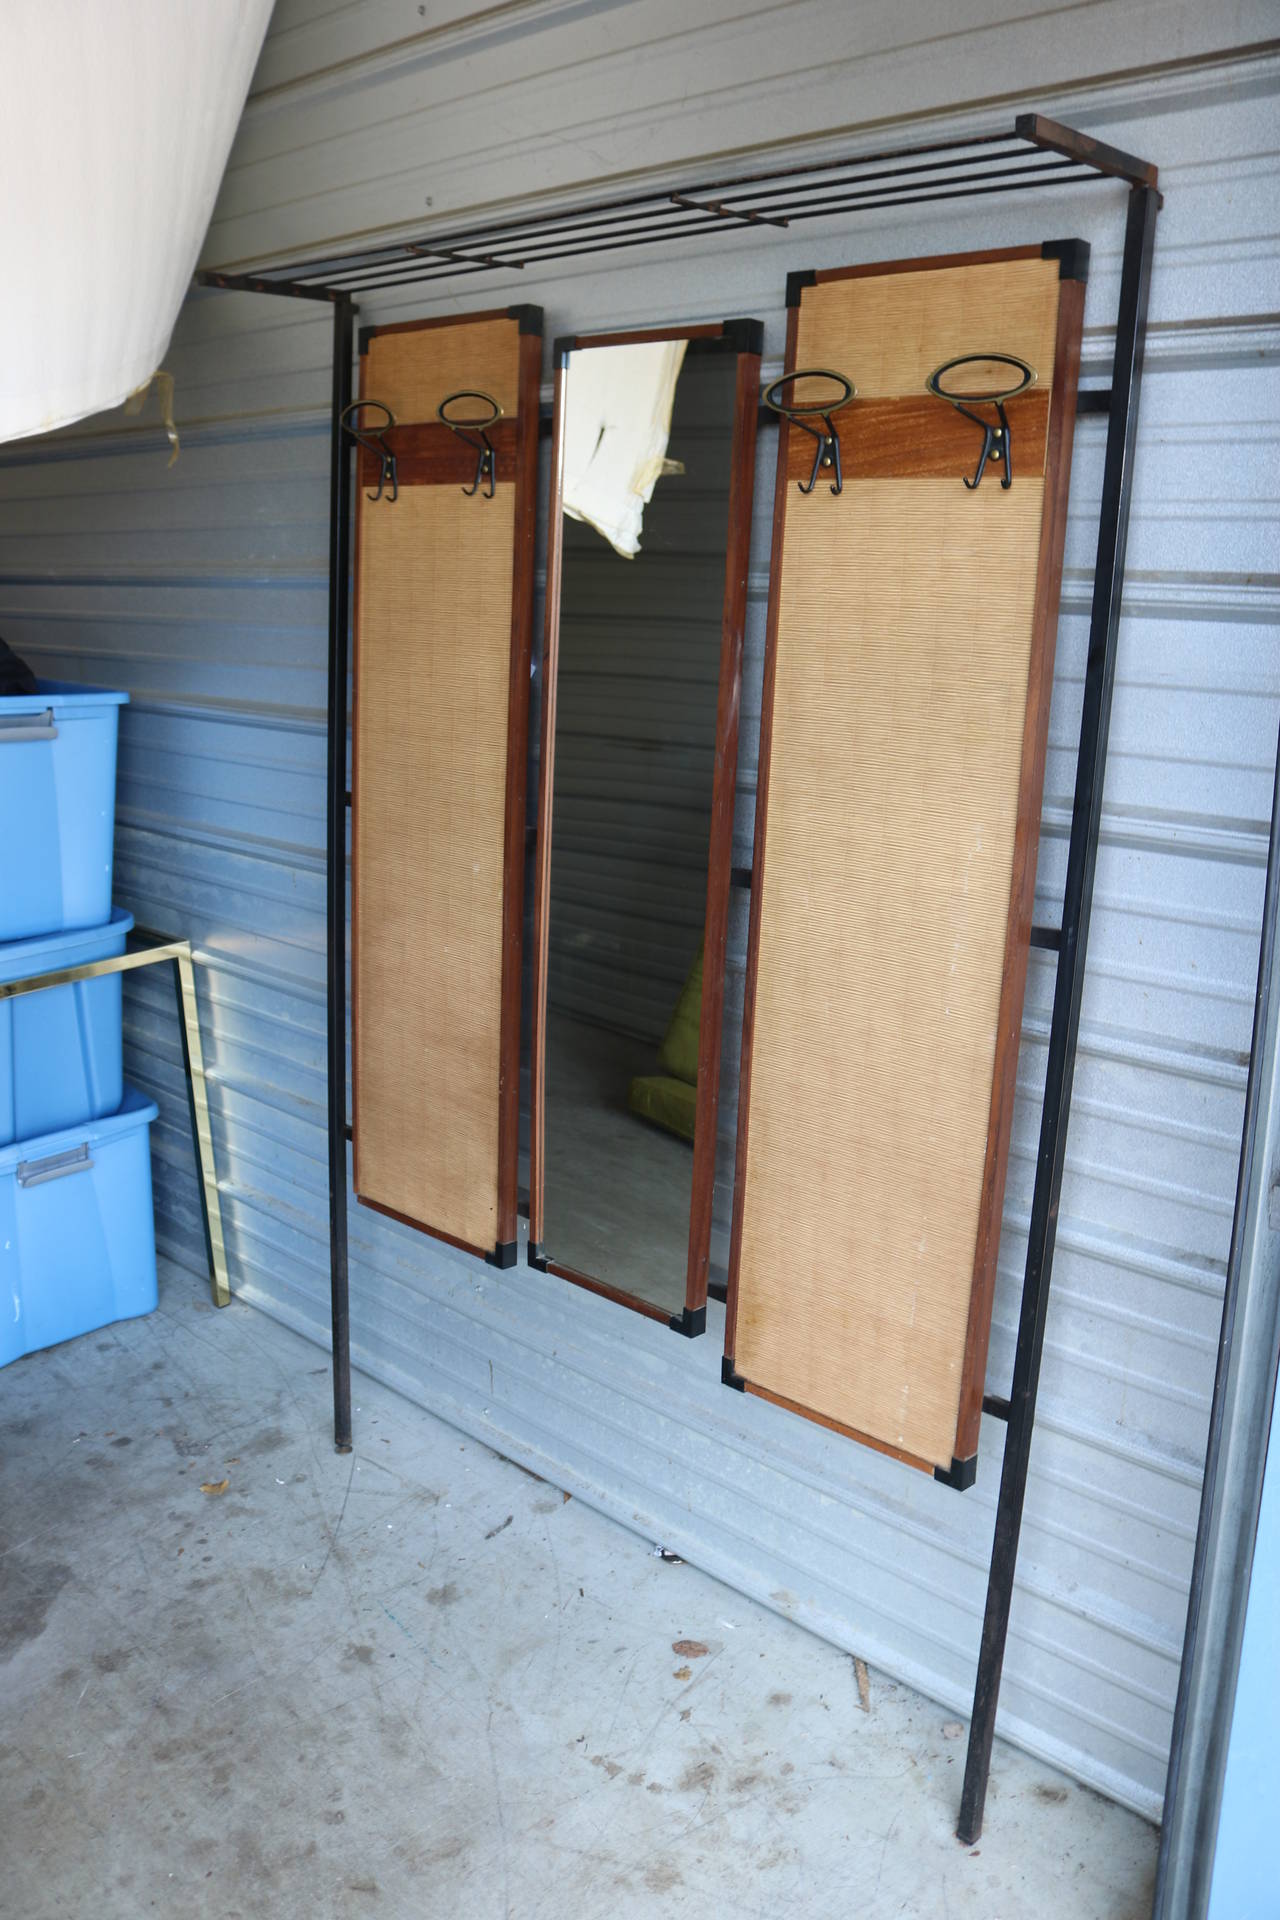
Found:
[196,110,1159,1843]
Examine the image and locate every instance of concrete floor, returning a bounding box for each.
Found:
[542,1010,694,1315]
[0,1261,1158,1920]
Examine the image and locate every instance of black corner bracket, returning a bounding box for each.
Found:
[1041,238,1091,282]
[934,1453,978,1492]
[486,1241,518,1271]
[527,1243,549,1273]
[721,1356,746,1391]
[357,325,377,355]
[721,317,766,357]
[785,268,817,308]
[669,1304,707,1339]
[553,335,576,369]
[508,303,544,334]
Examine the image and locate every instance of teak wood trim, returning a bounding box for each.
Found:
[741,1377,938,1476]
[528,362,568,1253]
[350,305,542,1261]
[361,306,524,341]
[685,343,761,1315]
[782,390,1049,485]
[531,319,761,1327]
[812,243,1043,284]
[497,327,543,1249]
[724,251,1086,1478]
[349,343,370,1203]
[556,322,733,354]
[952,272,1085,1463]
[355,1190,492,1266]
[723,299,797,1363]
[544,1257,673,1325]
[357,419,520,490]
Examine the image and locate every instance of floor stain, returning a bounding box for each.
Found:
[0,1558,71,1661]
[677,1759,716,1793]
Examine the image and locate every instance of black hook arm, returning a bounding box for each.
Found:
[926,355,1033,492]
[339,400,398,502]
[438,390,503,499]
[762,369,855,498]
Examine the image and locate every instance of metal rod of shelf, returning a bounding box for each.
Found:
[196,115,1152,303]
[957,179,1160,1846]
[326,296,356,1457]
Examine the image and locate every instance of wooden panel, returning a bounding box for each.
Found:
[803,256,1062,397]
[352,310,539,1258]
[363,315,523,420]
[358,419,520,490]
[782,390,1049,484]
[725,249,1083,1477]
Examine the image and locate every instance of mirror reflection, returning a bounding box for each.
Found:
[541,336,742,1319]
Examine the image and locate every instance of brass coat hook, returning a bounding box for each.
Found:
[340,399,398,502]
[926,354,1035,490]
[438,390,504,498]
[763,368,855,495]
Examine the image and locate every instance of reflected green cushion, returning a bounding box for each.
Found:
[627,1072,697,1142]
[656,944,703,1086]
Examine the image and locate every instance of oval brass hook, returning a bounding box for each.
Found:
[340,399,398,502]
[926,354,1035,491]
[437,389,504,498]
[762,368,855,496]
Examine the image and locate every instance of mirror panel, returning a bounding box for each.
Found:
[532,324,760,1327]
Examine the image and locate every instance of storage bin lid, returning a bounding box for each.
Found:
[0,1084,158,1175]
[0,908,134,983]
[0,679,129,714]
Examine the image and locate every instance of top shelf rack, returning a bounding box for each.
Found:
[196,113,1158,304]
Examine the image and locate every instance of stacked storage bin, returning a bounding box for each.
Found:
[0,682,159,1366]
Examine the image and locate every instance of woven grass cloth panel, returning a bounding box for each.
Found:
[734,256,1063,1470]
[354,319,518,1251]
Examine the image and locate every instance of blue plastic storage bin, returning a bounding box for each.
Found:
[0,1087,158,1367]
[0,680,128,941]
[0,909,133,1145]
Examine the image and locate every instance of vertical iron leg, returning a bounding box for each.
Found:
[327,296,357,1454]
[956,183,1160,1845]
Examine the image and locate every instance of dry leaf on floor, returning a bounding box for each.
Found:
[672,1666,693,1681]
[854,1656,871,1713]
[671,1639,709,1658]
[199,1479,230,1496]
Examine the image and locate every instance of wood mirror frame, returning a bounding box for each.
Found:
[529,319,762,1334]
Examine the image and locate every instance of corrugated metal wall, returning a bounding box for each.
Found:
[2,1,1278,1820]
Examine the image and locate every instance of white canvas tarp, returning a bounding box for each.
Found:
[0,0,272,444]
